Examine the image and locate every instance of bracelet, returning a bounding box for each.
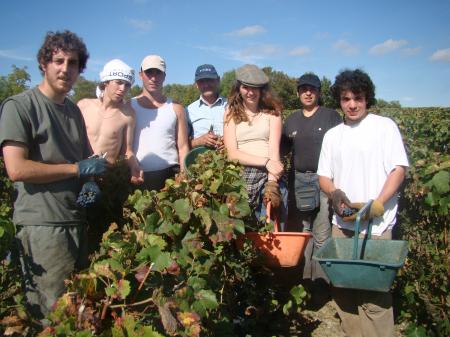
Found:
[264,158,270,168]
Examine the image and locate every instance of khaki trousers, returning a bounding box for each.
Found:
[331,226,394,337]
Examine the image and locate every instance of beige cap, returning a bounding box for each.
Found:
[141,54,166,73]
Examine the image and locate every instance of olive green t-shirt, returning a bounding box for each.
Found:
[0,87,91,226]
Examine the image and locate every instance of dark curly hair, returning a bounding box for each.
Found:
[331,69,376,108]
[37,30,89,75]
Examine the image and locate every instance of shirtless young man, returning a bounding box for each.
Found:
[78,59,143,184]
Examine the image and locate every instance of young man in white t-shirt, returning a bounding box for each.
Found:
[317,69,409,337]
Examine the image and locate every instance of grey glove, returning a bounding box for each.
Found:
[77,157,108,178]
[330,189,351,217]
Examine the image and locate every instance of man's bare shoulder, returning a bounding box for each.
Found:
[172,102,186,118]
[77,98,100,112]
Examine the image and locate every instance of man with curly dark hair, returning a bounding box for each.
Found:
[317,69,409,337]
[37,30,89,75]
[0,30,107,323]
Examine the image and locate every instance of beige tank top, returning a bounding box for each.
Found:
[235,113,270,157]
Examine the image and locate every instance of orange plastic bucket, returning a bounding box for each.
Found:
[236,203,312,267]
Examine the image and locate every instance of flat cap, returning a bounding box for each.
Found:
[235,64,269,87]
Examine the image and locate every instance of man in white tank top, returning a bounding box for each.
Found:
[132,54,190,191]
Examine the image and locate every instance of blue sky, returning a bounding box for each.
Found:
[1,0,449,107]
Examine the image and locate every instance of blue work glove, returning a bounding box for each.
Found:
[77,181,102,207]
[77,157,108,178]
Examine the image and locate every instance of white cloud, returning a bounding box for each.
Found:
[230,44,280,63]
[369,39,408,55]
[430,48,450,62]
[194,44,280,64]
[226,25,266,37]
[333,39,359,56]
[289,46,311,56]
[126,18,152,32]
[0,49,33,61]
[402,47,422,56]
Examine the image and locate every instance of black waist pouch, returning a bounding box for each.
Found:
[294,171,320,211]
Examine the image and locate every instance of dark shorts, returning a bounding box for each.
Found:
[141,165,180,191]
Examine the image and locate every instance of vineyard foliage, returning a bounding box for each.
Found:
[31,151,306,336]
[378,107,449,336]
[0,105,448,336]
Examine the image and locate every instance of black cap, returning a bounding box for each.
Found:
[195,64,219,81]
[297,74,321,91]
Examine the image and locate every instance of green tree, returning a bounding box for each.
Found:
[319,76,338,109]
[220,69,236,98]
[130,84,142,98]
[70,76,97,103]
[163,83,198,106]
[0,65,30,104]
[375,99,401,109]
[263,67,298,111]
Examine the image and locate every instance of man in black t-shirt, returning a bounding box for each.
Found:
[282,73,341,286]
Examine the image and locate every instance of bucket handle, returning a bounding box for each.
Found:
[266,202,280,232]
[352,200,374,260]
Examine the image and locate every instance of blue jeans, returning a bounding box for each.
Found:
[254,179,288,231]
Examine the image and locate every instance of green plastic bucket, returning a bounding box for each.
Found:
[184,146,211,176]
[313,201,408,292]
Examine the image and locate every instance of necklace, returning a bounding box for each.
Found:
[247,111,261,126]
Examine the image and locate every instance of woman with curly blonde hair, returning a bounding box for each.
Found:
[224,64,287,227]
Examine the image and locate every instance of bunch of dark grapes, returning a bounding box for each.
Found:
[77,181,101,207]
[342,207,358,217]
[77,189,98,207]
